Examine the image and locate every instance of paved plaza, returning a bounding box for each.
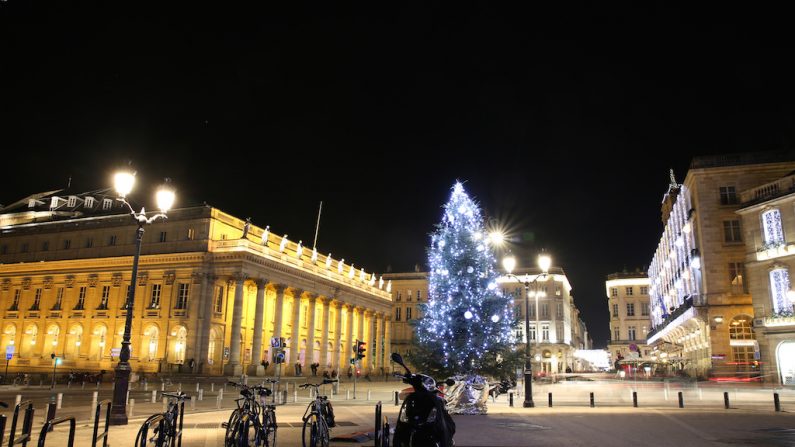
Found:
[1,378,793,446]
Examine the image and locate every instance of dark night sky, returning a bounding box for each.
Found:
[2,3,795,348]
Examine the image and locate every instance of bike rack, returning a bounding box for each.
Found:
[8,400,35,447]
[36,416,75,447]
[136,414,167,447]
[374,401,389,447]
[91,400,112,447]
[172,399,186,447]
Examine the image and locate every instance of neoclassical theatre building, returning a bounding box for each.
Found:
[0,189,392,376]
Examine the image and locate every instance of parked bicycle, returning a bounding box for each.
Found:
[299,379,337,447]
[223,381,277,447]
[135,391,188,447]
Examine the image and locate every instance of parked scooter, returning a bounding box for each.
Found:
[391,353,456,447]
[487,377,516,401]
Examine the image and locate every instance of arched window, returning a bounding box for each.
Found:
[65,324,83,359]
[769,267,794,315]
[20,324,38,358]
[762,209,785,246]
[2,325,16,357]
[141,325,159,361]
[172,326,187,364]
[208,328,220,365]
[44,325,60,354]
[90,324,107,361]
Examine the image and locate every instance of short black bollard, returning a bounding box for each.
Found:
[724,392,730,409]
[633,391,638,408]
[509,392,513,407]
[46,402,57,432]
[589,392,594,408]
[548,393,553,407]
[774,393,781,412]
[394,391,399,406]
[677,391,684,408]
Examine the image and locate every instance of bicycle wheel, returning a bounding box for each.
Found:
[225,410,243,447]
[263,409,277,447]
[302,415,319,447]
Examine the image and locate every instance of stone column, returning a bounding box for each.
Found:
[288,289,303,372]
[332,303,345,371]
[368,311,376,371]
[346,306,356,370]
[272,285,286,338]
[320,299,331,369]
[305,294,317,372]
[195,273,213,374]
[248,279,268,376]
[383,317,391,373]
[224,275,245,376]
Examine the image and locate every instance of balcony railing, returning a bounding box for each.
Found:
[740,174,795,206]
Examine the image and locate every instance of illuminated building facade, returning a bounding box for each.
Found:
[647,151,795,379]
[0,190,392,377]
[383,270,428,370]
[737,171,795,385]
[605,271,651,363]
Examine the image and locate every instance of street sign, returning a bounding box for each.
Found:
[5,353,11,361]
[6,345,14,355]
[110,347,121,357]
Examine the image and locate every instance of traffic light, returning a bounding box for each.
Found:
[355,340,366,360]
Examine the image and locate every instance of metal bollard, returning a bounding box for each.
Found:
[96,382,100,390]
[678,391,684,408]
[152,390,157,403]
[281,390,287,405]
[196,382,200,392]
[219,388,224,400]
[211,383,215,392]
[548,392,553,407]
[216,394,222,409]
[129,398,135,417]
[589,392,594,408]
[724,391,730,409]
[509,392,514,407]
[190,396,196,411]
[395,391,399,406]
[698,388,703,400]
[57,393,63,410]
[82,382,86,389]
[199,389,204,401]
[632,391,638,408]
[294,391,298,403]
[161,382,165,391]
[774,393,781,412]
[162,397,167,412]
[367,390,371,401]
[144,381,148,391]
[346,390,350,400]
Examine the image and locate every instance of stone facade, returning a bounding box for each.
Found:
[0,197,392,377]
[647,150,795,379]
[605,272,651,364]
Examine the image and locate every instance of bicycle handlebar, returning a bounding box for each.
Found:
[162,392,189,400]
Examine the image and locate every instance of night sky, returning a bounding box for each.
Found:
[3,4,795,348]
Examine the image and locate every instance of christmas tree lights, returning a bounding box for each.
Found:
[410,182,518,377]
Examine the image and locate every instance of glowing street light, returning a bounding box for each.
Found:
[110,169,175,425]
[502,250,552,408]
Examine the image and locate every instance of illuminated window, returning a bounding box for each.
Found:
[723,220,742,243]
[769,267,793,315]
[84,197,95,208]
[187,228,195,240]
[556,302,563,316]
[762,209,785,246]
[541,324,549,341]
[67,196,77,207]
[626,303,635,317]
[529,325,536,341]
[102,199,112,210]
[53,288,64,310]
[396,292,401,302]
[729,316,753,340]
[541,303,549,318]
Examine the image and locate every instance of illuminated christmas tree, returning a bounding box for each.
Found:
[410,182,519,378]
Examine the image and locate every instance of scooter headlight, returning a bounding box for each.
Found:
[426,407,437,423]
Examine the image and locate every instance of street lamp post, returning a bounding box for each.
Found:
[109,171,175,425]
[502,251,551,408]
